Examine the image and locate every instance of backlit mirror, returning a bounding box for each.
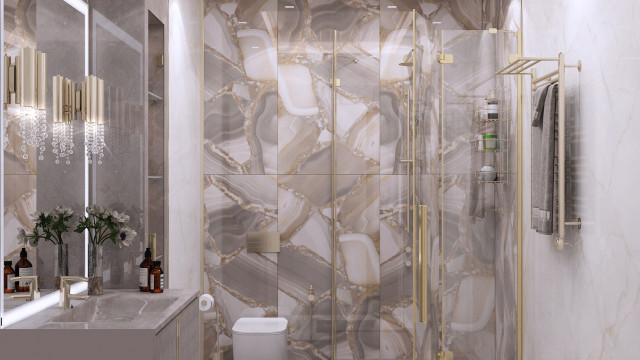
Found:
[1,0,89,317]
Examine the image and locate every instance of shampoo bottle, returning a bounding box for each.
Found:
[150,261,164,293]
[15,248,33,292]
[139,248,152,292]
[3,261,15,293]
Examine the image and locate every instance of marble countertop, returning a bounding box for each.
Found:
[6,289,198,332]
[3,290,55,310]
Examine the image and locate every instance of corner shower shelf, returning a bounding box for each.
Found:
[473,171,509,184]
[496,52,582,250]
[471,138,510,153]
[473,107,511,124]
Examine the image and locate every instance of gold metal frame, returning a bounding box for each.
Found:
[331,29,338,360]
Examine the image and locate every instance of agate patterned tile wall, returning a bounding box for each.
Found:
[203,1,520,359]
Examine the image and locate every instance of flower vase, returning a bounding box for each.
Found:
[88,243,103,295]
[52,243,69,290]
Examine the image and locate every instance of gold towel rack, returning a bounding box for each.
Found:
[496,53,582,251]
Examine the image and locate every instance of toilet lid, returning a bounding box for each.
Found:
[232,317,288,335]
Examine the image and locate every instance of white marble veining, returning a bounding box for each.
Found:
[168,0,204,291]
[523,0,640,359]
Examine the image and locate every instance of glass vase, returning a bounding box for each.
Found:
[88,243,103,295]
[52,243,69,290]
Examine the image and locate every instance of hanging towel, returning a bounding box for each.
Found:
[531,85,548,231]
[533,83,558,235]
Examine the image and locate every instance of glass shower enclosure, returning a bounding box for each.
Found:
[202,2,519,359]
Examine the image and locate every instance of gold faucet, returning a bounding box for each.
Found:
[10,275,40,301]
[59,276,89,308]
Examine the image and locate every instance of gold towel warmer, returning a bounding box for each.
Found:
[496,53,582,251]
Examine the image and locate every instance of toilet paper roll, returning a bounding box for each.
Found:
[199,294,214,311]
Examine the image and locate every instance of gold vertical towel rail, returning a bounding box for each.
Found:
[496,53,582,251]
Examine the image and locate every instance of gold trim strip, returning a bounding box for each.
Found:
[517,28,523,360]
[439,29,446,356]
[331,29,338,360]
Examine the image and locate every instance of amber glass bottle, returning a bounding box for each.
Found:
[139,248,152,292]
[4,261,15,293]
[149,261,164,293]
[15,248,33,292]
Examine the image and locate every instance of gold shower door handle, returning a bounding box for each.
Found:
[418,205,428,322]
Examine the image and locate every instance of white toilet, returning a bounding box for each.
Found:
[232,317,288,360]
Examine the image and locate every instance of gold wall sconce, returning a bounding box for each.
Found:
[4,47,48,160]
[52,74,105,165]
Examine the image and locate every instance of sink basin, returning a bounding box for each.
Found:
[7,289,197,331]
[2,289,199,360]
[47,295,178,323]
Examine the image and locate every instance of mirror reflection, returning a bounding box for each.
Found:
[2,0,161,316]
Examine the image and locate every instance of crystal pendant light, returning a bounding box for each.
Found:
[83,76,105,165]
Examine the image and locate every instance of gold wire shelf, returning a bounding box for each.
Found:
[471,138,510,153]
[473,170,510,184]
[473,107,511,124]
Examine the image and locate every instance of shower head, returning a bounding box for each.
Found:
[399,49,414,66]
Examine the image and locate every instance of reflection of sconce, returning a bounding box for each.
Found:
[83,75,105,165]
[52,75,105,165]
[52,75,76,164]
[4,47,48,160]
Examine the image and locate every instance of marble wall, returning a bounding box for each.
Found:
[167,0,203,291]
[523,0,640,359]
[203,1,520,360]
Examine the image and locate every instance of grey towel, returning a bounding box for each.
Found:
[532,84,557,235]
[531,85,547,231]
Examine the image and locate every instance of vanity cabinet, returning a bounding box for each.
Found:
[154,298,199,360]
[1,290,200,360]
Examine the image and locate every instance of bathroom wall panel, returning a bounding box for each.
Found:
[276,173,380,359]
[277,0,380,176]
[167,0,203,292]
[379,174,413,359]
[203,174,278,357]
[523,0,640,358]
[203,0,277,176]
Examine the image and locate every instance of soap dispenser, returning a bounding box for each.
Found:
[4,261,15,293]
[15,248,33,292]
